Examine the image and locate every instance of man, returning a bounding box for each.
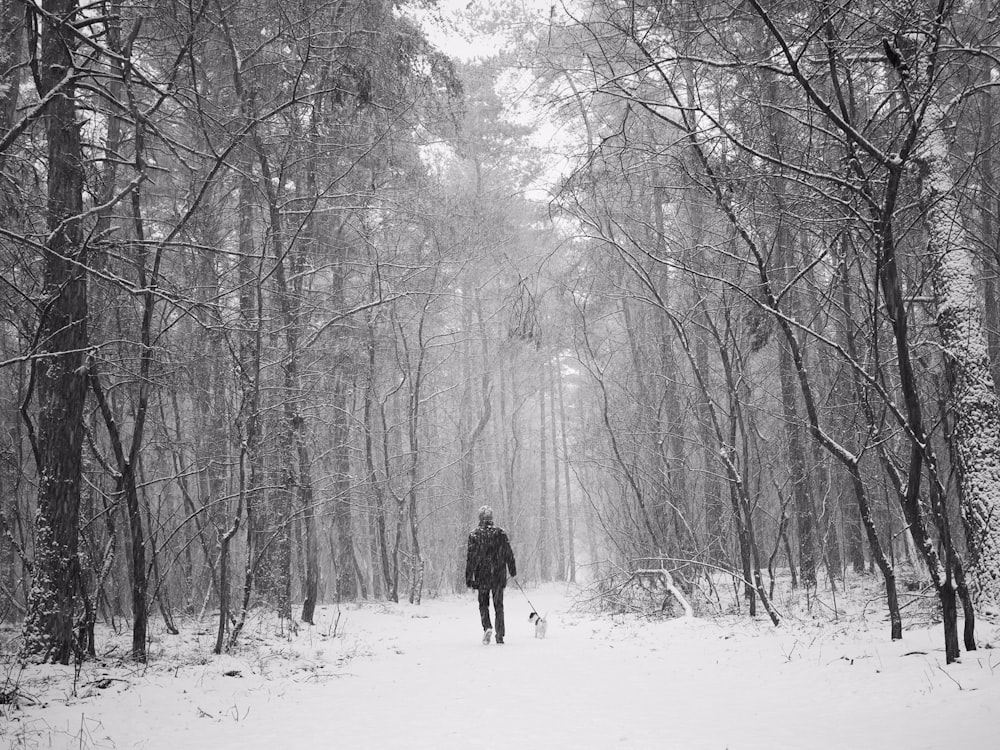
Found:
[465,505,516,644]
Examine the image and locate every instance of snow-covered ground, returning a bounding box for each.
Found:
[2,581,998,749]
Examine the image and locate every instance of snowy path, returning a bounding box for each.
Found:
[10,584,999,749]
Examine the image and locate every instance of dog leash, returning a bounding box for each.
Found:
[512,577,539,613]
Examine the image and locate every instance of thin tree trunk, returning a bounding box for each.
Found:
[547,357,565,579]
[299,443,318,622]
[555,355,576,582]
[459,292,494,587]
[271,218,312,621]
[166,391,220,603]
[695,328,725,565]
[773,213,817,588]
[217,169,263,654]
[497,353,513,522]
[332,365,357,601]
[811,347,844,582]
[101,80,161,661]
[538,369,551,580]
[364,309,393,599]
[834,241,872,577]
[405,324,427,605]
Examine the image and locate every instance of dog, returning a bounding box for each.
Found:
[528,611,548,639]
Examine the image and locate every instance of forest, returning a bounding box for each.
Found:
[2,0,1000,689]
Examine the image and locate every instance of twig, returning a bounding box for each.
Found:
[937,665,964,690]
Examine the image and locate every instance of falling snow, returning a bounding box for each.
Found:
[3,583,998,749]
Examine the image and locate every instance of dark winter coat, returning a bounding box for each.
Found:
[465,520,516,590]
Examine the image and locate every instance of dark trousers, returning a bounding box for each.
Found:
[477,585,505,638]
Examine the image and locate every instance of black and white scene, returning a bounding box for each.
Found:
[1,0,999,747]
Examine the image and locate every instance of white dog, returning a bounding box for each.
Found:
[528,611,548,639]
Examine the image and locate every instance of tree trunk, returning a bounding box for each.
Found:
[771,193,817,588]
[293,186,319,622]
[811,349,843,582]
[555,355,577,582]
[977,72,1000,392]
[695,327,725,565]
[299,437,318,622]
[459,291,493,588]
[538,369,551,580]
[0,5,24,616]
[834,243,871,576]
[363,307,393,599]
[22,0,88,665]
[217,170,262,654]
[332,366,357,600]
[271,218,315,621]
[459,291,476,517]
[405,320,426,605]
[918,105,1000,610]
[89,87,160,661]
[0,4,21,169]
[325,228,357,601]
[547,357,565,579]
[496,352,513,522]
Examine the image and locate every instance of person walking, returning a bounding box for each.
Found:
[465,505,516,644]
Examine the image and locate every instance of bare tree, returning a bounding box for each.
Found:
[21,0,89,664]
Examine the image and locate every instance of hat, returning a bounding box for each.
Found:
[478,505,494,523]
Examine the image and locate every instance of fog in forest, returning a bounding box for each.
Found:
[2,1,1000,747]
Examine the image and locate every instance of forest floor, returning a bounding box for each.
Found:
[2,577,998,749]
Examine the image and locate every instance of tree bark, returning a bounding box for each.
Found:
[22,0,89,665]
[918,104,1000,610]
